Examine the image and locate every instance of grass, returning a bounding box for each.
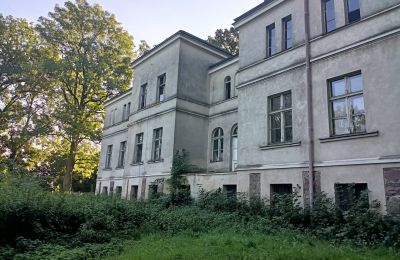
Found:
[110,229,400,260]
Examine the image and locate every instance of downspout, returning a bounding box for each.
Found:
[304,0,314,207]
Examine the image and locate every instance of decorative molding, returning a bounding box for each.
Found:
[260,141,301,150]
[319,131,379,143]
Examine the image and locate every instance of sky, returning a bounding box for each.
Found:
[0,0,262,47]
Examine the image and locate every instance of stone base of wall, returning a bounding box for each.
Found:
[383,168,400,216]
[302,171,321,207]
[249,173,261,198]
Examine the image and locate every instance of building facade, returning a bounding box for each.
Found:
[96,0,400,213]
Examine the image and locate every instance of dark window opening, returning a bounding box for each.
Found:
[282,15,292,50]
[157,74,166,102]
[266,23,276,57]
[134,133,144,163]
[149,184,159,199]
[102,186,108,195]
[223,185,237,198]
[115,186,122,196]
[224,76,231,100]
[139,84,147,109]
[335,183,368,211]
[130,185,139,200]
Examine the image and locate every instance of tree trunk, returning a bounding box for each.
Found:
[63,139,78,192]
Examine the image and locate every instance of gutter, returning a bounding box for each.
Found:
[304,0,315,207]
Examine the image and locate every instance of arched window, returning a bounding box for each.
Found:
[231,125,238,171]
[224,76,231,100]
[212,127,224,162]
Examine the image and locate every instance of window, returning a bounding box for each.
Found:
[335,183,368,211]
[224,76,231,100]
[109,108,117,126]
[130,185,138,200]
[223,185,237,198]
[231,125,238,171]
[271,184,293,195]
[323,0,336,32]
[122,104,127,121]
[133,133,144,163]
[266,23,276,57]
[117,141,127,168]
[127,102,131,118]
[269,91,292,144]
[102,186,108,195]
[115,186,122,196]
[139,83,147,109]
[152,128,163,161]
[105,145,113,169]
[346,0,360,24]
[212,127,224,162]
[329,73,365,136]
[282,15,292,50]
[157,74,166,102]
[149,184,159,198]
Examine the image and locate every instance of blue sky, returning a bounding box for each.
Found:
[0,0,261,46]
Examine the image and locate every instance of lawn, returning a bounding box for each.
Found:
[111,229,399,260]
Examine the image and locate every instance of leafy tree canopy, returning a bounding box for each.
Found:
[207,27,239,55]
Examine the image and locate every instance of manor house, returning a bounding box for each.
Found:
[96,0,400,213]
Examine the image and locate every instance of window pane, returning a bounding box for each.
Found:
[331,79,345,96]
[271,129,281,143]
[324,0,336,32]
[349,74,362,92]
[271,113,281,129]
[350,95,364,114]
[284,111,292,127]
[351,114,366,133]
[213,151,218,161]
[333,119,349,135]
[332,99,347,118]
[271,96,281,111]
[347,0,360,23]
[283,93,292,109]
[284,127,293,142]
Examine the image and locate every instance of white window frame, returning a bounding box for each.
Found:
[117,141,126,168]
[133,133,144,163]
[268,91,293,144]
[152,128,163,161]
[212,127,224,162]
[157,74,166,102]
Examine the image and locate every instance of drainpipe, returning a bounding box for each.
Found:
[304,0,314,207]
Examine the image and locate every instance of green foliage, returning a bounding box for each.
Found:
[207,27,239,55]
[36,0,135,190]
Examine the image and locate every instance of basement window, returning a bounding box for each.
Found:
[223,185,237,198]
[335,183,368,211]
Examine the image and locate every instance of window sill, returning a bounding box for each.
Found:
[131,162,144,166]
[103,168,112,171]
[259,141,301,150]
[115,167,125,170]
[147,159,164,164]
[210,160,223,163]
[319,131,379,143]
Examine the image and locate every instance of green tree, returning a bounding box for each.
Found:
[0,15,52,166]
[137,40,151,57]
[207,27,239,55]
[36,0,135,191]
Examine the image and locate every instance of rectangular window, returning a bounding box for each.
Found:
[269,91,292,144]
[346,0,360,24]
[282,15,292,50]
[110,181,115,194]
[335,183,368,211]
[266,23,276,57]
[152,128,163,161]
[122,104,127,121]
[223,185,237,198]
[329,72,365,136]
[117,141,127,168]
[127,102,131,118]
[271,184,293,195]
[102,186,108,195]
[105,144,113,169]
[130,185,139,200]
[149,184,159,198]
[157,74,166,102]
[115,186,122,196]
[139,83,147,109]
[323,0,336,32]
[133,133,144,163]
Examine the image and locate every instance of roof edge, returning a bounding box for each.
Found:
[132,30,232,67]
